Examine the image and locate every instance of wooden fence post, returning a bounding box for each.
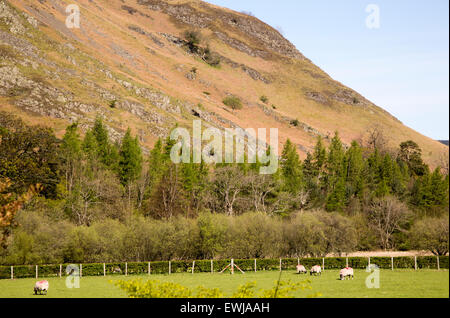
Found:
[437,256,440,271]
[59,264,62,278]
[148,262,151,275]
[192,261,195,274]
[211,260,213,274]
[231,259,234,275]
[346,257,348,267]
[414,256,417,271]
[279,258,282,272]
[125,262,128,276]
[254,259,257,272]
[391,257,394,270]
[11,266,13,280]
[169,261,171,275]
[322,258,325,271]
[103,263,106,276]
[36,265,38,279]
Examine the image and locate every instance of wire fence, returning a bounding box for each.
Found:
[1,255,448,280]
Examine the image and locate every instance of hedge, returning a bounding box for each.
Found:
[1,256,447,279]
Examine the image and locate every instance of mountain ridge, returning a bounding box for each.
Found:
[0,0,447,167]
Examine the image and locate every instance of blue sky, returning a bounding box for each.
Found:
[205,0,449,140]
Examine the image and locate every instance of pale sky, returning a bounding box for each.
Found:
[205,0,449,140]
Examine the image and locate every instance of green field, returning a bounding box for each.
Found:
[0,270,448,298]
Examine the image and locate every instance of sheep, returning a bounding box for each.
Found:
[34,280,49,295]
[310,265,322,276]
[296,264,307,274]
[339,267,354,280]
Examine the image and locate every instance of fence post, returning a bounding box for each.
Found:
[192,261,195,274]
[148,262,151,275]
[279,259,282,272]
[322,258,325,271]
[231,259,234,275]
[437,256,440,271]
[59,264,62,278]
[125,262,128,276]
[254,259,257,272]
[391,257,394,271]
[169,261,171,275]
[211,260,213,274]
[346,257,348,268]
[11,266,13,280]
[414,256,417,271]
[36,265,38,279]
[368,257,370,267]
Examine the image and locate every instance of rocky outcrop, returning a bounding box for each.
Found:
[137,0,305,60]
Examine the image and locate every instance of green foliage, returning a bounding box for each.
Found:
[260,95,269,104]
[115,278,312,298]
[280,139,303,194]
[118,129,143,185]
[222,96,242,110]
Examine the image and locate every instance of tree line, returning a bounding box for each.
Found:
[0,111,448,264]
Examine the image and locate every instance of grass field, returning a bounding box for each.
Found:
[0,270,448,298]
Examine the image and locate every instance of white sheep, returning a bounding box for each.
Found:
[296,264,307,274]
[339,267,354,280]
[310,265,322,276]
[34,280,49,295]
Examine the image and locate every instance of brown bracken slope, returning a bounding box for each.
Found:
[0,0,447,166]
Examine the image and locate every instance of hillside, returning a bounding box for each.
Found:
[0,0,448,166]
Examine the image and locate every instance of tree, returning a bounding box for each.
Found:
[61,123,82,195]
[280,139,303,194]
[366,197,412,250]
[184,30,202,53]
[325,132,346,211]
[119,129,143,215]
[0,113,60,198]
[398,140,428,176]
[410,216,449,256]
[0,178,37,249]
[91,117,120,169]
[211,165,247,216]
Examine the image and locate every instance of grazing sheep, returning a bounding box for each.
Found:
[34,280,49,295]
[339,267,354,280]
[296,264,307,274]
[310,265,322,276]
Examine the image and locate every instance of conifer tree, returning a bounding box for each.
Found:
[280,139,303,193]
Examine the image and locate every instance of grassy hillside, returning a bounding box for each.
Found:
[0,0,447,166]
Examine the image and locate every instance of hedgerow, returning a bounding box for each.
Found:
[1,256,447,279]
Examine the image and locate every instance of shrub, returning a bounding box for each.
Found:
[260,95,269,104]
[290,119,300,127]
[223,96,242,110]
[184,30,202,53]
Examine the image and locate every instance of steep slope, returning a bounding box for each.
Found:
[0,0,447,166]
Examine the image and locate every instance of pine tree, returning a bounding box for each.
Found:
[119,128,143,216]
[61,123,82,194]
[324,132,346,210]
[91,117,119,169]
[280,139,303,193]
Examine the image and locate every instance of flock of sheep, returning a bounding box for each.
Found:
[32,265,354,296]
[296,264,354,280]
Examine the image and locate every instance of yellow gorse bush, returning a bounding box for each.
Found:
[114,278,320,298]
